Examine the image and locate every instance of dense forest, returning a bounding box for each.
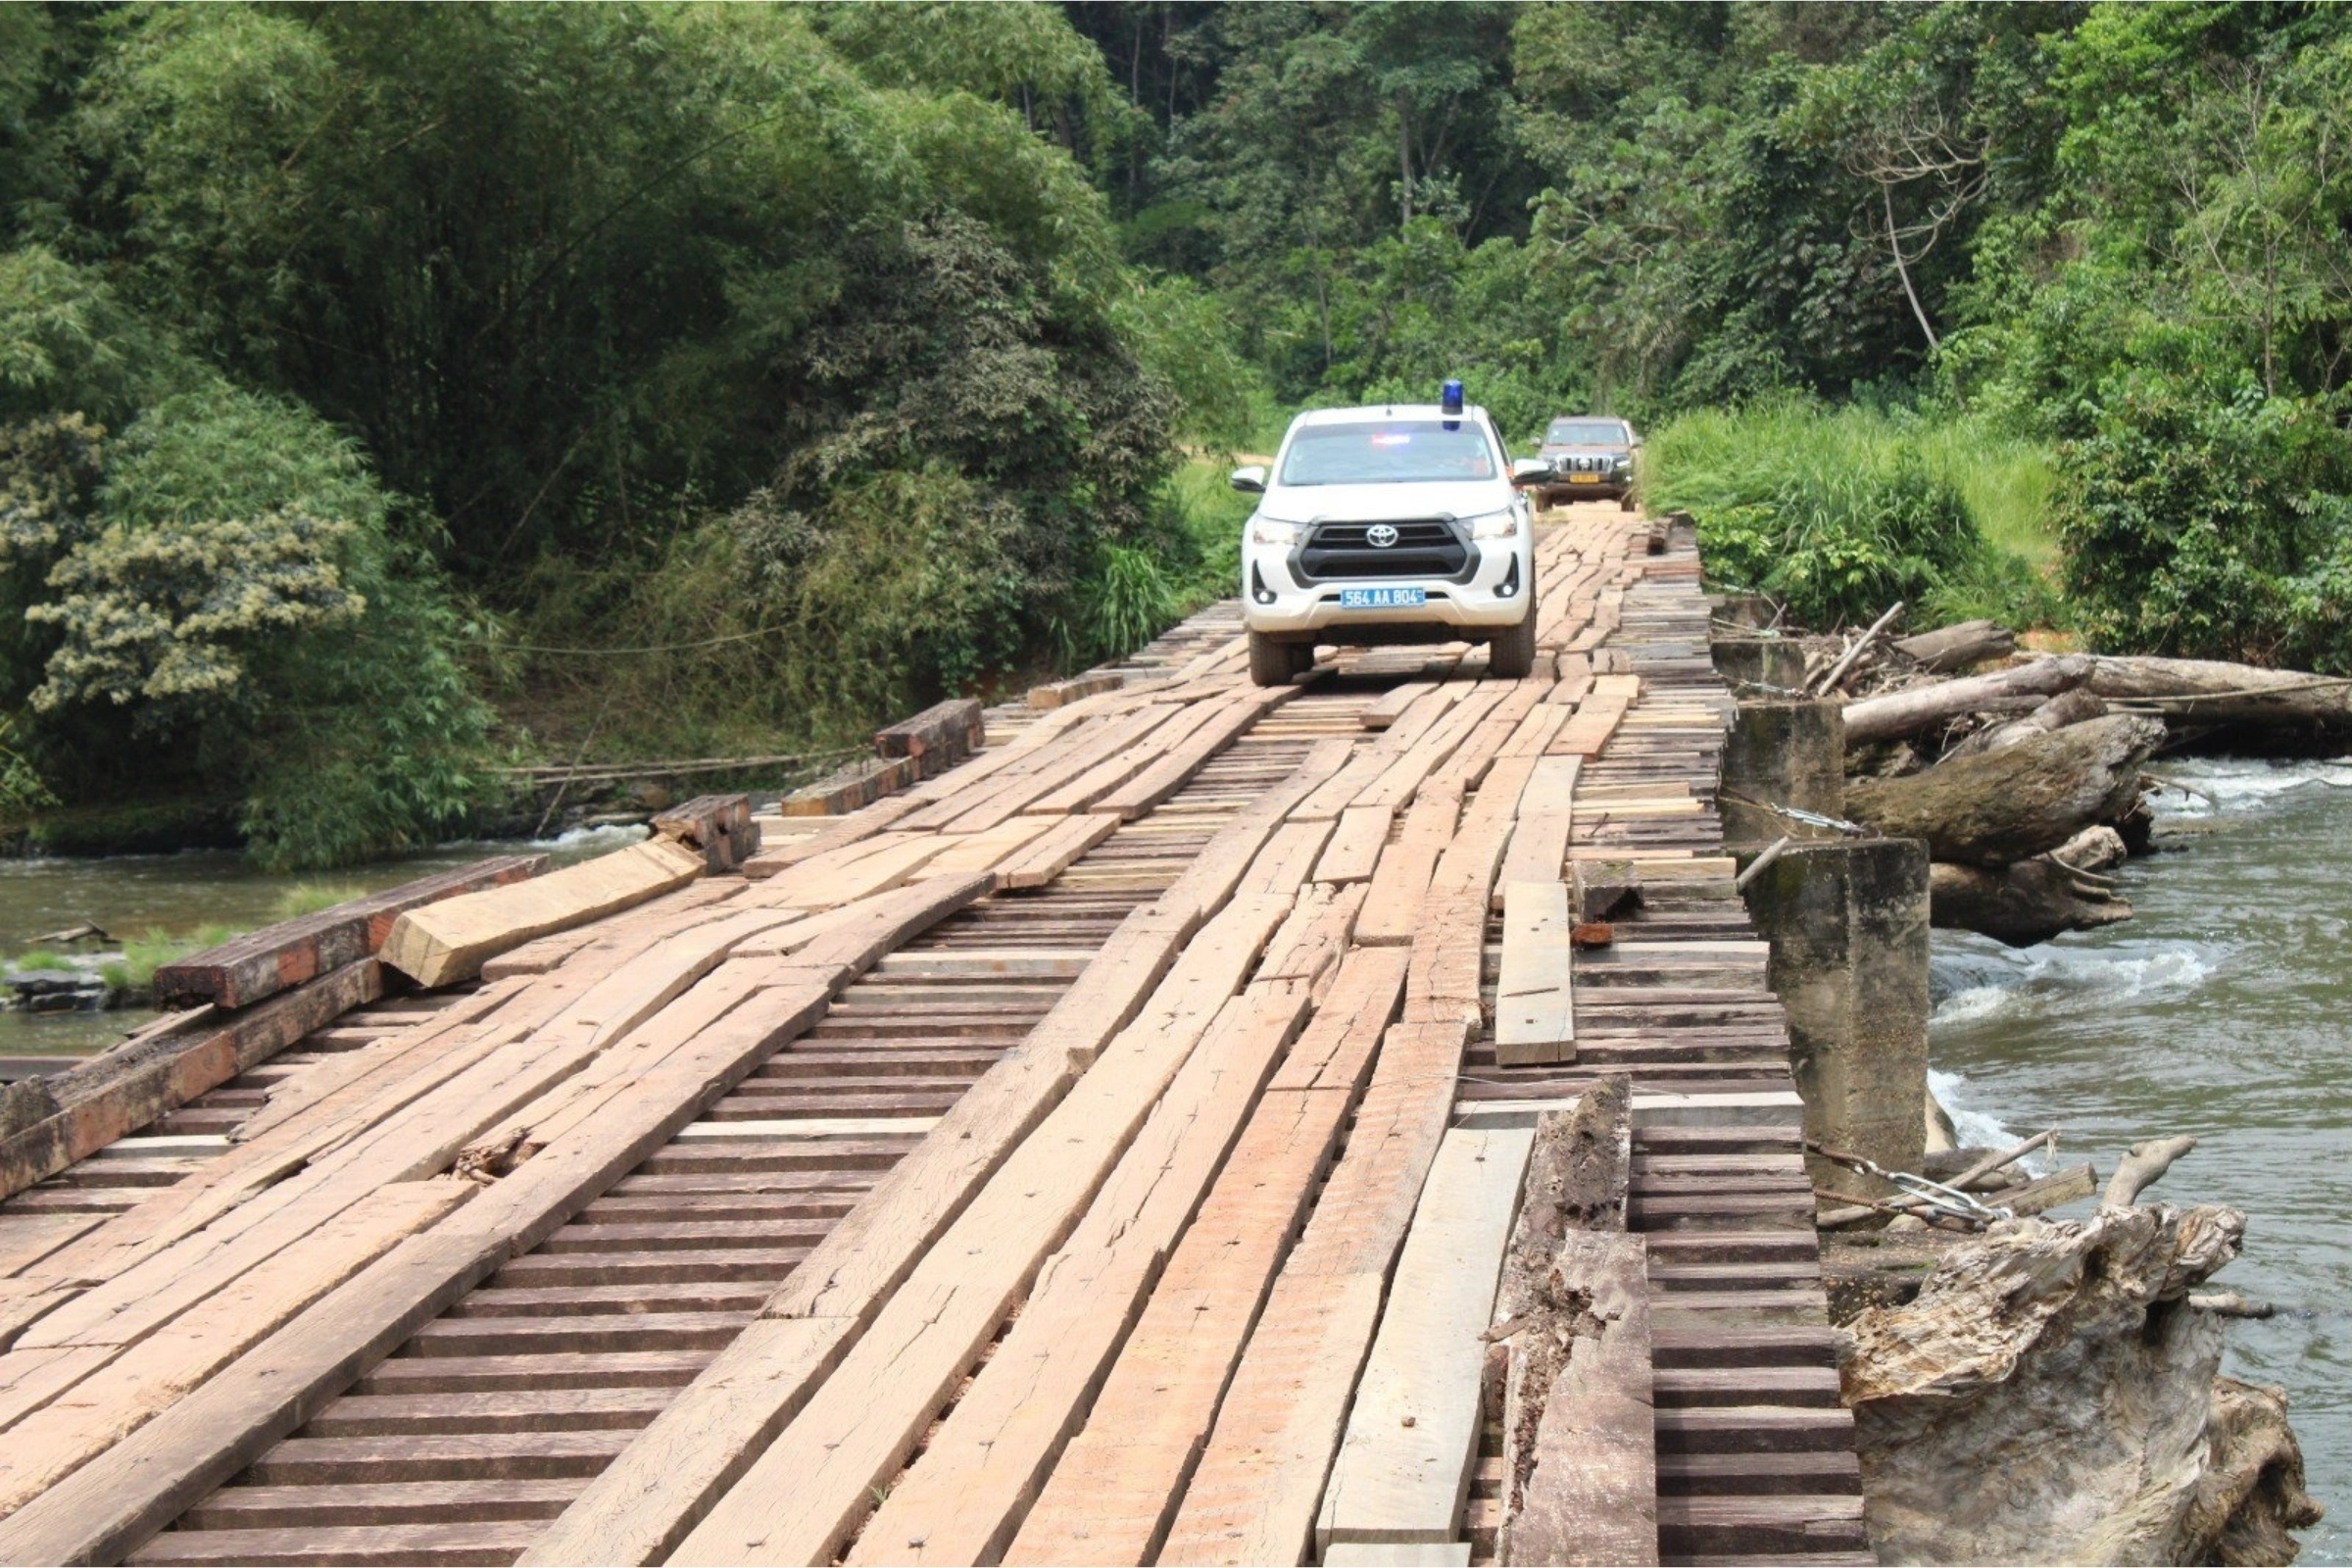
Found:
[1,1,2348,866]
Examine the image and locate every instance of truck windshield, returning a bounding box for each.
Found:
[1278,420,1497,485]
[1545,419,1626,445]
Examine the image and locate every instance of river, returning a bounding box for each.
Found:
[1932,756,2350,1563]
[0,826,646,1056]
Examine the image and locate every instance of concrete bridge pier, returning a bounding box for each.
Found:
[1740,838,1932,1191]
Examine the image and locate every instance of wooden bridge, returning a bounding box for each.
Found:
[0,509,1873,1566]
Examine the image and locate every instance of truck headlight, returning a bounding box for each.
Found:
[1250,518,1301,546]
[1467,510,1519,539]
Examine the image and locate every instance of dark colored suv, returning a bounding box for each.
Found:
[1537,416,1639,509]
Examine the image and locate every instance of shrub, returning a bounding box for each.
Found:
[2055,373,2352,667]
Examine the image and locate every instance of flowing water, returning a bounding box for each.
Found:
[1932,757,2351,1562]
[0,826,648,1057]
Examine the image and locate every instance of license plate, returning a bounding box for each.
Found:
[1569,472,1600,483]
[1339,587,1427,610]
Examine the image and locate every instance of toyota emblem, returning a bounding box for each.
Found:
[1366,523,1399,548]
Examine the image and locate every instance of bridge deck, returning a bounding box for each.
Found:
[0,509,1872,1566]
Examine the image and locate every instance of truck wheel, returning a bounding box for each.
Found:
[1488,602,1539,680]
[1249,630,1297,687]
[1289,641,1319,677]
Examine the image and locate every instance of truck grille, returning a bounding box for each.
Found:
[1298,519,1468,581]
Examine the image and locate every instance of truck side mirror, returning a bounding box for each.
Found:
[1510,458,1555,487]
[1229,465,1267,494]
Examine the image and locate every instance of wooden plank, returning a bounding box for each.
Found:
[0,955,862,1568]
[1094,689,1293,821]
[996,812,1120,891]
[0,960,383,1206]
[1355,786,1459,947]
[874,698,984,764]
[778,756,912,816]
[152,858,544,1011]
[849,978,1314,1566]
[1028,671,1122,710]
[1361,681,1436,730]
[1494,882,1574,1067]
[525,750,1354,1568]
[1313,805,1393,886]
[1021,701,1220,815]
[1495,756,1579,902]
[652,795,757,873]
[666,885,1303,1568]
[0,1180,470,1512]
[379,839,705,988]
[1317,1126,1533,1550]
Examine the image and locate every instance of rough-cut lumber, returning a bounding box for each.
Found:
[874,698,985,767]
[1029,671,1122,710]
[379,838,706,987]
[0,960,382,1206]
[1009,952,1407,1567]
[848,979,1314,1566]
[1155,1020,1472,1566]
[1890,619,2014,674]
[1494,881,1574,1067]
[153,858,544,1010]
[2082,654,2352,731]
[525,754,1354,1568]
[1494,756,1578,904]
[0,1180,470,1513]
[652,794,757,872]
[1095,688,1296,820]
[780,756,911,816]
[1840,655,2092,746]
[1317,1126,1534,1551]
[995,811,1121,890]
[1356,785,1461,946]
[1313,805,1394,886]
[668,886,1303,1568]
[0,954,856,1568]
[1843,713,2164,865]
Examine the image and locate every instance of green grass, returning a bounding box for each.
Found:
[273,884,367,921]
[1643,398,2062,628]
[121,924,242,990]
[5,949,74,973]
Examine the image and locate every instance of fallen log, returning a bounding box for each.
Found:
[1944,687,2106,760]
[2106,1134,2197,1206]
[153,857,545,1010]
[1890,618,2015,674]
[2084,655,2352,732]
[1843,713,2164,865]
[1930,858,2133,948]
[1841,655,2093,747]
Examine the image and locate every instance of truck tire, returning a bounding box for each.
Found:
[1488,602,1539,679]
[1249,630,1297,687]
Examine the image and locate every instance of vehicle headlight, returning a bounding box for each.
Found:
[1467,510,1519,540]
[1250,517,1301,546]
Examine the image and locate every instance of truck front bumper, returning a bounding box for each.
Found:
[1240,540,1532,639]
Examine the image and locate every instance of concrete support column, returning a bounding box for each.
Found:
[1709,634,1808,693]
[1740,839,1931,1189]
[1720,699,1844,847]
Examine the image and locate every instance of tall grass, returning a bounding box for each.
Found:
[1643,399,2060,629]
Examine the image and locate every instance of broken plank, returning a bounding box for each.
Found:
[1313,805,1394,886]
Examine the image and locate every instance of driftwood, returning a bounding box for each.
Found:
[1944,687,2107,760]
[1843,713,2163,865]
[1810,601,1906,695]
[1930,858,2133,948]
[1891,618,2016,674]
[1841,655,2092,746]
[2105,1135,2197,1206]
[2084,655,2352,731]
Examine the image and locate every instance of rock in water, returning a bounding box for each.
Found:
[1841,1204,2323,1564]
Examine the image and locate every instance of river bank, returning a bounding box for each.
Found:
[0,825,650,1057]
[1931,754,2350,1564]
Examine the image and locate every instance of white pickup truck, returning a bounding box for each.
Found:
[1232,391,1552,686]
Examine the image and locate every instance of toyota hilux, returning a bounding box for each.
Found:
[1233,386,1552,686]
